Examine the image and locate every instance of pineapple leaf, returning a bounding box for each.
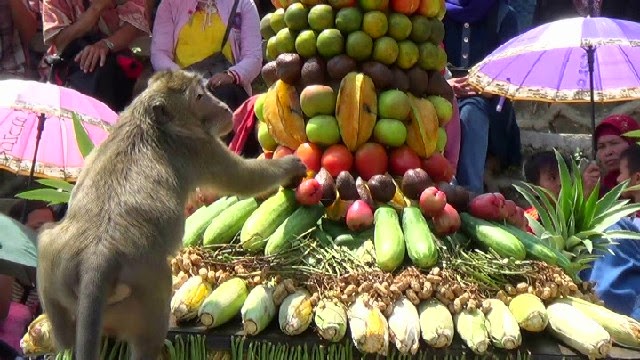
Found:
[622,129,640,138]
[555,149,574,226]
[515,183,555,231]
[533,184,564,236]
[582,239,594,253]
[574,230,602,239]
[601,230,640,241]
[592,180,628,226]
[525,214,546,237]
[581,180,601,229]
[35,178,74,192]
[591,204,640,232]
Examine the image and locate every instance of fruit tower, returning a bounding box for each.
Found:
[256,0,457,221]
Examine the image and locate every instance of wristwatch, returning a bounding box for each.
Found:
[101,38,115,52]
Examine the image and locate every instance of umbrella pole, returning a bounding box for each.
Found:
[587,45,597,160]
[20,113,46,224]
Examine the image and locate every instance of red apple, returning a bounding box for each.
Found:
[321,144,354,177]
[327,0,356,8]
[421,153,455,183]
[354,143,388,181]
[273,145,294,159]
[419,186,447,217]
[389,146,421,176]
[432,203,461,235]
[295,143,323,173]
[501,199,518,220]
[469,193,505,221]
[391,0,419,14]
[346,200,374,231]
[296,178,323,205]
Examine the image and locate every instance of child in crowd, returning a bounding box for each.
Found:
[617,144,640,204]
[523,150,567,197]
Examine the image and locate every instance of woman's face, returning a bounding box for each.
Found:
[596,134,630,173]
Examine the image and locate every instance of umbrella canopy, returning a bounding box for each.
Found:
[0,79,118,181]
[0,213,38,285]
[467,17,640,103]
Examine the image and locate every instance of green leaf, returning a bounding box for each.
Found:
[72,112,95,159]
[602,230,640,241]
[591,203,640,232]
[581,180,601,230]
[582,239,593,253]
[15,188,71,204]
[36,178,74,192]
[623,129,640,138]
[555,149,574,226]
[514,183,555,232]
[525,214,546,237]
[533,184,564,236]
[593,180,628,226]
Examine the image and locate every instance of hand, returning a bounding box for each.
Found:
[281,155,308,178]
[447,76,479,98]
[91,0,115,12]
[74,42,109,73]
[582,162,601,196]
[208,72,234,88]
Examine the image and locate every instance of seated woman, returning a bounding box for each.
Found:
[42,0,150,112]
[150,0,262,111]
[582,114,640,198]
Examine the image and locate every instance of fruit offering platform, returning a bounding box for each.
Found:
[167,318,640,360]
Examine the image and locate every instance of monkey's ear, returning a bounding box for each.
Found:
[151,103,173,125]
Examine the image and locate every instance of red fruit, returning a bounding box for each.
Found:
[391,0,419,14]
[296,178,324,205]
[419,186,447,217]
[321,144,354,177]
[346,200,374,231]
[507,206,529,230]
[469,193,506,221]
[355,143,389,180]
[421,153,454,183]
[501,199,517,220]
[432,204,461,235]
[389,146,421,176]
[295,143,323,173]
[273,145,294,159]
[258,151,274,160]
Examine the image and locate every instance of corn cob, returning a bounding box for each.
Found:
[314,298,348,342]
[484,299,522,349]
[348,294,389,355]
[454,308,490,355]
[508,293,548,332]
[20,314,55,356]
[241,283,277,336]
[419,298,454,348]
[387,296,421,355]
[198,277,249,329]
[171,275,213,322]
[546,302,612,359]
[278,289,314,336]
[556,296,640,349]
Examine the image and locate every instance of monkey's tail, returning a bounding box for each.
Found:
[74,256,120,360]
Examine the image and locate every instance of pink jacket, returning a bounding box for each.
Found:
[150,0,262,96]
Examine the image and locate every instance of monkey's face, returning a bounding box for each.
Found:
[190,80,234,138]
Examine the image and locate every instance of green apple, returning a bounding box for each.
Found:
[427,95,453,126]
[257,122,278,151]
[436,127,447,153]
[306,115,341,145]
[300,85,336,117]
[373,118,407,147]
[254,93,267,122]
[295,30,318,58]
[378,89,410,121]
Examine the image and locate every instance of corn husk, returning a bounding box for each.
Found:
[508,293,548,332]
[241,283,277,336]
[547,302,612,359]
[484,299,522,349]
[556,296,640,349]
[419,298,454,348]
[171,275,213,322]
[314,298,348,342]
[198,277,248,329]
[20,314,55,355]
[278,289,313,335]
[454,308,490,355]
[348,295,389,355]
[387,297,421,355]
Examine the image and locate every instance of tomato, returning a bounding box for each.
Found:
[295,143,323,173]
[321,144,354,177]
[389,146,421,176]
[354,143,389,180]
[273,145,294,159]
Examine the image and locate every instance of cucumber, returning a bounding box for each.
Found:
[495,223,559,265]
[373,206,406,272]
[311,228,333,247]
[320,218,350,239]
[182,196,238,247]
[402,206,438,268]
[460,213,526,260]
[240,189,298,252]
[203,198,259,246]
[264,204,325,255]
[334,227,375,248]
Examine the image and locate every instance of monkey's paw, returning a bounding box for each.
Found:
[280,155,308,178]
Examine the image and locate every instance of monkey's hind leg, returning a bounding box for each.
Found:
[40,297,76,351]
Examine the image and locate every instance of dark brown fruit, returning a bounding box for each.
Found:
[327,54,357,80]
[390,66,410,92]
[276,53,302,85]
[356,176,376,209]
[300,57,327,87]
[407,66,430,97]
[401,168,433,200]
[426,71,455,102]
[261,61,278,87]
[367,174,396,203]
[360,61,393,90]
[336,171,359,201]
[436,181,473,212]
[315,167,337,207]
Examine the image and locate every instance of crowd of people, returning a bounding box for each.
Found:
[2,0,640,357]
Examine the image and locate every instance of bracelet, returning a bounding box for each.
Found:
[101,38,115,52]
[224,70,239,84]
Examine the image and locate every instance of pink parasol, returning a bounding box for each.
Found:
[0,79,118,181]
